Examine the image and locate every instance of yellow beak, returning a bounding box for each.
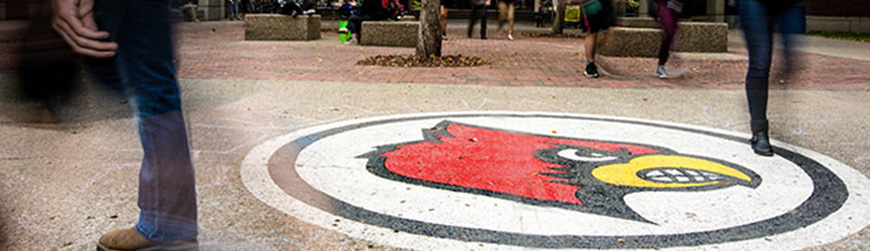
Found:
[591,155,756,189]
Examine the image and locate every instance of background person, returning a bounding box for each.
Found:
[654,0,681,78]
[467,0,490,39]
[441,0,452,40]
[497,0,515,40]
[579,0,616,78]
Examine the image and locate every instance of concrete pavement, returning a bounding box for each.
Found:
[1,20,870,250]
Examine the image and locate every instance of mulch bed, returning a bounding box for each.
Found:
[357,54,489,67]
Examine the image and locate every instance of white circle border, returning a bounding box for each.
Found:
[241,111,870,251]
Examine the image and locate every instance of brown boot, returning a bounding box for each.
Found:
[97,227,197,251]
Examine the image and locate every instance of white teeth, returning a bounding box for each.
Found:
[652,177,673,182]
[647,170,665,177]
[665,169,683,176]
[643,169,726,184]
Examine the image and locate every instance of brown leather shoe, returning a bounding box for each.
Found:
[97,227,197,251]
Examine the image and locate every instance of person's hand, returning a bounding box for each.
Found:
[485,0,491,6]
[51,0,118,57]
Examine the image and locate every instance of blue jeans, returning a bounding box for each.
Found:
[89,0,198,242]
[739,0,805,121]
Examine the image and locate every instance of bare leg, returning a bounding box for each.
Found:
[585,32,597,63]
[507,2,514,39]
[441,6,449,37]
[498,2,506,33]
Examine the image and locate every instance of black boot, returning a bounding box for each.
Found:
[750,120,774,156]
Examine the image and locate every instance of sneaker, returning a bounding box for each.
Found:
[344,38,358,44]
[584,63,600,78]
[97,227,197,251]
[303,9,316,15]
[507,34,514,41]
[657,65,669,79]
[338,28,349,34]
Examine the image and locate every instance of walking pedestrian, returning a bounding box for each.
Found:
[181,0,200,22]
[467,0,490,39]
[497,0,515,40]
[579,0,616,78]
[229,0,241,20]
[654,0,681,78]
[50,0,199,249]
[441,0,452,40]
[738,0,805,156]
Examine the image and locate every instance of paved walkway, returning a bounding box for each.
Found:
[4,21,869,90]
[168,21,870,90]
[1,20,870,251]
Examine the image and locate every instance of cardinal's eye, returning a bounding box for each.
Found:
[558,149,618,162]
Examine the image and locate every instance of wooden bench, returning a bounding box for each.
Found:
[244,14,321,41]
[360,18,419,47]
[597,22,728,57]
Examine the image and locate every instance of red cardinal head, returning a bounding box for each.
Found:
[361,121,760,223]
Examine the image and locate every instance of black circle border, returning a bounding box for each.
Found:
[270,113,847,249]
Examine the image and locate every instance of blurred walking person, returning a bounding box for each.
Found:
[654,0,681,78]
[497,0,515,40]
[467,0,490,39]
[50,0,199,248]
[229,0,241,20]
[441,0,452,40]
[738,0,805,156]
[578,0,616,78]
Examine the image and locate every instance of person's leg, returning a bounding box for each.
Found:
[776,2,805,79]
[585,32,597,63]
[583,32,600,77]
[441,5,449,37]
[119,0,198,242]
[233,0,241,19]
[507,2,514,39]
[480,3,488,38]
[498,1,506,33]
[740,0,774,122]
[656,0,677,66]
[468,4,480,38]
[348,15,369,42]
[739,0,775,156]
[191,3,199,22]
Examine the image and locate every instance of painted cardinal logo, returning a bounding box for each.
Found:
[361,121,761,223]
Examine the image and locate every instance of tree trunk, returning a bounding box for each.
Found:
[416,0,443,57]
[551,0,565,34]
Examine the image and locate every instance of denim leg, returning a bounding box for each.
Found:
[656,0,678,66]
[108,0,198,242]
[739,0,774,121]
[777,3,806,72]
